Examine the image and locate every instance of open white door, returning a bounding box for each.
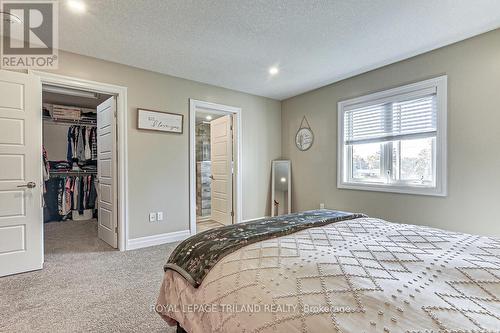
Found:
[210,115,233,225]
[0,70,43,277]
[97,96,117,248]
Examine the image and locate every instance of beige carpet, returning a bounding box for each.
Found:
[0,220,176,332]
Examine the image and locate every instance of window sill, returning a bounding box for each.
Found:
[337,181,447,197]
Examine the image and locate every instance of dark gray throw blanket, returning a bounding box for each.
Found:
[164,209,366,287]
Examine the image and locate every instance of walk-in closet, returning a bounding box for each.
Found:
[42,85,114,252]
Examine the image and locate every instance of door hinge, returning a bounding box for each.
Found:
[115,226,118,233]
[231,211,234,217]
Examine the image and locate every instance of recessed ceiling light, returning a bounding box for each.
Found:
[205,115,212,121]
[269,66,279,76]
[67,0,86,14]
[280,177,286,183]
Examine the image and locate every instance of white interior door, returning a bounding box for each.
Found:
[0,70,43,277]
[97,96,117,248]
[210,115,233,225]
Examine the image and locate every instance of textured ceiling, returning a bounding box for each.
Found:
[195,111,225,124]
[58,0,500,100]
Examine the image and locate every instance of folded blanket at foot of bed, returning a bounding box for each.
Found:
[164,209,365,287]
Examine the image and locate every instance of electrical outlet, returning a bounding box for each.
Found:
[157,212,163,221]
[319,203,325,209]
[149,212,156,222]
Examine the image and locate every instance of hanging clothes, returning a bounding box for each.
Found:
[84,127,92,160]
[76,127,85,161]
[91,127,97,160]
[71,126,78,160]
[44,178,56,221]
[43,146,50,182]
[44,177,63,222]
[66,125,97,163]
[45,113,98,223]
[42,146,49,207]
[64,177,72,215]
[72,176,79,211]
[88,176,97,209]
[44,174,98,222]
[67,127,73,161]
[84,176,89,209]
[79,176,85,214]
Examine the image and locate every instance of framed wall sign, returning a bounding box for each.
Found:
[137,108,183,134]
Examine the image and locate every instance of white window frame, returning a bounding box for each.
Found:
[337,76,447,196]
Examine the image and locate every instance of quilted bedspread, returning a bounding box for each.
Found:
[165,210,365,287]
[156,217,500,333]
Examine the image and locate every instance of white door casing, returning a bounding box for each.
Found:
[32,71,128,251]
[210,115,233,225]
[97,96,117,248]
[189,99,242,235]
[0,70,43,277]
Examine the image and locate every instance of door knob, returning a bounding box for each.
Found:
[17,182,36,189]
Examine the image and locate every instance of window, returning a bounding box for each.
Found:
[338,76,447,196]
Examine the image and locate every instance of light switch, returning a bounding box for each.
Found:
[157,212,163,221]
[149,212,156,222]
[319,203,325,209]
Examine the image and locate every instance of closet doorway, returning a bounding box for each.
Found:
[0,70,127,277]
[189,99,242,234]
[42,85,117,251]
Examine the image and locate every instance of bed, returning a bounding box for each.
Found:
[156,210,500,332]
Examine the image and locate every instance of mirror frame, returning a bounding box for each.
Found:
[271,160,291,217]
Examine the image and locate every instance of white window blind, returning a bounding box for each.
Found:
[338,76,447,196]
[344,92,437,145]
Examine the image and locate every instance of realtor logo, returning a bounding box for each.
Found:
[1,0,58,69]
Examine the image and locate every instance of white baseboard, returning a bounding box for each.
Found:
[127,229,190,250]
[241,216,269,223]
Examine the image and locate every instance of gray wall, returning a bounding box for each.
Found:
[43,123,69,161]
[282,29,500,237]
[47,51,281,239]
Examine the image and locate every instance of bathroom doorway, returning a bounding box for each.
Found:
[189,100,242,234]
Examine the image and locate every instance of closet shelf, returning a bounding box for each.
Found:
[49,170,97,177]
[43,116,97,127]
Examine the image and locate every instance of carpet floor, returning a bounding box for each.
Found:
[0,220,176,332]
[196,219,224,233]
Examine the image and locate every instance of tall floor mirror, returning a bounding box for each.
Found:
[272,160,291,216]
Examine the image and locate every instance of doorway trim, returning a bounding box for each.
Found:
[31,71,129,251]
[189,99,242,235]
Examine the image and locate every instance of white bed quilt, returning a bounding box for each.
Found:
[157,218,500,332]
